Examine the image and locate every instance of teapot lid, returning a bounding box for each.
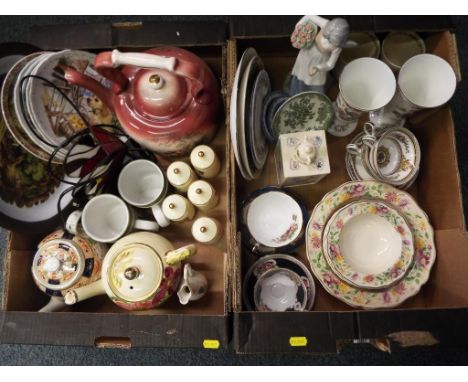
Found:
[107,243,163,303]
[32,239,85,291]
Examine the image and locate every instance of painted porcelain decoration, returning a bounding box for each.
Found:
[306,181,435,309]
[323,200,414,289]
[272,92,334,140]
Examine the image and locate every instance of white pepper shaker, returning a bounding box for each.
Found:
[162,194,196,223]
[192,217,223,245]
[187,180,219,212]
[190,145,221,179]
[167,161,197,193]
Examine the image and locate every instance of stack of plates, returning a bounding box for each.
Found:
[1,49,115,164]
[306,180,436,309]
[230,48,271,180]
[0,44,75,233]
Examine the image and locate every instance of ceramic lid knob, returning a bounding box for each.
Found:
[107,243,163,303]
[190,145,220,178]
[295,142,317,165]
[191,217,222,244]
[32,239,86,291]
[162,194,191,221]
[187,180,214,206]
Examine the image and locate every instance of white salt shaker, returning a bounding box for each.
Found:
[167,161,197,193]
[191,217,223,245]
[190,145,221,179]
[162,194,196,223]
[187,180,219,212]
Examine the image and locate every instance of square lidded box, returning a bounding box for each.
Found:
[275,130,330,187]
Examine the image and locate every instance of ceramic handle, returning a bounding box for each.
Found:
[165,244,197,265]
[134,219,160,232]
[111,50,177,72]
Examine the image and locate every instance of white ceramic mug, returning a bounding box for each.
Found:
[328,58,396,137]
[81,194,159,243]
[370,54,457,128]
[118,159,170,228]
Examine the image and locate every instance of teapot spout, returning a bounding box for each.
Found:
[61,65,115,111]
[64,280,106,305]
[39,296,67,313]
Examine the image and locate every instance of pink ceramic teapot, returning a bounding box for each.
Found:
[63,47,220,156]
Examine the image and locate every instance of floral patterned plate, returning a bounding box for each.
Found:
[306,181,435,309]
[323,199,414,290]
[272,91,334,140]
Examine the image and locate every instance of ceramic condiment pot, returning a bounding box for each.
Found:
[162,194,196,223]
[32,229,107,312]
[190,145,221,179]
[64,232,197,311]
[62,47,220,156]
[177,263,208,305]
[167,161,198,193]
[187,180,219,212]
[191,217,223,245]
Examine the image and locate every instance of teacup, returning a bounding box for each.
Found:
[81,194,159,243]
[118,159,170,228]
[370,54,457,128]
[328,58,396,137]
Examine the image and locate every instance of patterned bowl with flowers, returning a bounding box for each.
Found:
[291,21,318,50]
[306,181,435,309]
[323,199,414,290]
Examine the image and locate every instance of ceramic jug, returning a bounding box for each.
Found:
[62,47,220,157]
[32,229,107,313]
[64,232,197,311]
[177,263,208,305]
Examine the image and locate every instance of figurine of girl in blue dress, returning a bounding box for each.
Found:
[289,15,355,95]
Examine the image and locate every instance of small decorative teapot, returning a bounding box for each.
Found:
[63,47,220,157]
[32,230,107,313]
[64,232,196,310]
[177,263,208,305]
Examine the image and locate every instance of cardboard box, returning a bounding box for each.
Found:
[228,24,468,353]
[0,21,232,349]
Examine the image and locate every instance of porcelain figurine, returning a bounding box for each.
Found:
[177,263,208,305]
[32,229,107,312]
[62,47,220,157]
[289,15,355,95]
[64,232,197,311]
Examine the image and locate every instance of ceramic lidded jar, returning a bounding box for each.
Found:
[32,230,107,312]
[187,180,219,212]
[162,194,196,223]
[191,217,223,245]
[167,161,197,193]
[190,145,221,179]
[64,232,197,311]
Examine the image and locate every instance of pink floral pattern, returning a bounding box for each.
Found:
[306,181,436,309]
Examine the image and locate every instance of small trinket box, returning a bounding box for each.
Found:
[274,130,330,187]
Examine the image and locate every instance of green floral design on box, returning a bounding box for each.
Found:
[272,92,334,138]
[306,181,435,309]
[324,200,414,289]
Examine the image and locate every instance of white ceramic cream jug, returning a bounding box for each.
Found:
[177,263,208,305]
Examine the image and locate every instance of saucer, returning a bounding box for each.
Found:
[323,199,414,289]
[242,186,308,255]
[254,268,307,312]
[271,91,334,141]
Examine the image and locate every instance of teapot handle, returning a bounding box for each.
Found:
[165,244,197,265]
[95,50,209,103]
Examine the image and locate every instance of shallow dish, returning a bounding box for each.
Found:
[306,181,435,309]
[271,91,334,140]
[323,199,414,289]
[241,186,308,255]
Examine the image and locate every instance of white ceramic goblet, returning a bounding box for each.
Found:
[328,58,396,137]
[369,54,457,129]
